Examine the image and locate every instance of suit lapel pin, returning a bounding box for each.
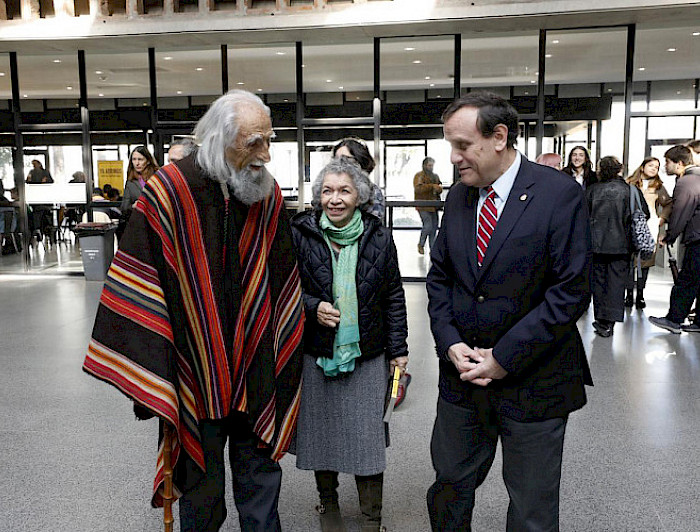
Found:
[520,194,527,201]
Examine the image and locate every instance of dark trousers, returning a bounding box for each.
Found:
[418,210,439,249]
[591,253,629,323]
[626,257,649,295]
[427,398,567,532]
[179,413,282,532]
[667,241,700,325]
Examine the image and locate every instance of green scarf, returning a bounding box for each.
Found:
[317,210,364,376]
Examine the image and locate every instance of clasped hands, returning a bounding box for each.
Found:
[447,342,507,387]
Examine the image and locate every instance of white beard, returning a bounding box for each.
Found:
[224,164,274,206]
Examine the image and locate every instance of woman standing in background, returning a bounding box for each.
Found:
[625,157,669,308]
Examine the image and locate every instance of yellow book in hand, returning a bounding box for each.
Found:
[383,366,402,423]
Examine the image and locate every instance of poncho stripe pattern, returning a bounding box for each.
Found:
[83,162,305,506]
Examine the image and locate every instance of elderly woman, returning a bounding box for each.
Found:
[291,158,408,532]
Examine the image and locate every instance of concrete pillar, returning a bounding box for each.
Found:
[21,0,40,19]
[126,0,143,17]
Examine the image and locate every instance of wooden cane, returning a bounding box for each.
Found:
[163,422,174,532]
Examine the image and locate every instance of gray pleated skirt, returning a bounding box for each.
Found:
[294,353,390,476]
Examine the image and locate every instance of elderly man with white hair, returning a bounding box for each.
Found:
[83,90,305,532]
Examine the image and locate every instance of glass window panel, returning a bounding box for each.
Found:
[228,43,296,96]
[304,41,373,94]
[157,48,221,98]
[461,32,538,92]
[86,50,149,99]
[647,116,695,141]
[18,52,79,102]
[0,54,11,101]
[547,29,627,86]
[635,25,700,100]
[383,36,453,92]
[649,80,697,111]
[629,117,648,172]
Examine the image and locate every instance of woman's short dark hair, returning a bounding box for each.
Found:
[441,92,520,149]
[686,140,700,154]
[332,138,375,174]
[311,158,372,213]
[597,156,623,181]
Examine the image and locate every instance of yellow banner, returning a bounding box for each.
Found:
[97,161,124,192]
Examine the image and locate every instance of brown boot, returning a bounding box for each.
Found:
[356,473,386,532]
[315,470,346,532]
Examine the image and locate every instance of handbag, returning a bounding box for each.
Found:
[629,185,655,260]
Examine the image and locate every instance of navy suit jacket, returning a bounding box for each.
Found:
[427,156,593,422]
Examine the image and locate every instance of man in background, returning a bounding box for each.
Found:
[649,145,700,333]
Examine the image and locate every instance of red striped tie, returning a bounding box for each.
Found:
[477,186,497,267]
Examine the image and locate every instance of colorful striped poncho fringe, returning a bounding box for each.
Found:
[83,162,305,507]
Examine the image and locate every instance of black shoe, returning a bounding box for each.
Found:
[624,295,634,308]
[681,323,700,333]
[316,501,346,532]
[649,316,682,334]
[635,298,646,309]
[593,320,613,337]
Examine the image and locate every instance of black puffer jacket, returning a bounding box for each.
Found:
[586,178,640,254]
[290,210,408,362]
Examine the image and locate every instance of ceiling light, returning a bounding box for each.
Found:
[284,99,289,102]
[326,79,332,83]
[0,72,5,76]
[677,90,682,95]
[530,80,536,84]
[545,54,552,58]
[404,47,415,51]
[257,88,263,92]
[301,64,306,68]
[23,94,27,98]
[524,91,529,95]
[195,67,204,71]
[425,76,431,80]
[356,97,360,100]
[667,48,676,52]
[693,32,700,36]
[608,88,613,92]
[338,86,344,90]
[98,93,104,97]
[552,40,560,44]
[163,56,173,61]
[413,60,422,64]
[176,90,182,95]
[66,86,73,90]
[436,95,441,98]
[638,67,646,71]
[53,59,61,63]
[95,70,103,75]
[276,51,286,56]
[237,81,245,85]
[429,83,435,87]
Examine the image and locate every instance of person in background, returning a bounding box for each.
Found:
[649,145,700,333]
[625,157,670,309]
[106,187,121,202]
[414,156,443,255]
[427,92,592,531]
[535,152,563,170]
[84,90,304,531]
[586,156,640,337]
[332,138,385,222]
[687,140,700,167]
[69,171,86,183]
[168,137,197,162]
[291,157,408,532]
[562,145,597,188]
[118,146,159,240]
[25,160,53,184]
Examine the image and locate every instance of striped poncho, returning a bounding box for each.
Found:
[83,156,305,507]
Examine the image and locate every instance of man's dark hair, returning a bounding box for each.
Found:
[332,138,375,174]
[597,156,623,181]
[441,92,520,149]
[665,145,693,165]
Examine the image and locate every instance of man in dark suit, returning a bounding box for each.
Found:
[426,92,593,531]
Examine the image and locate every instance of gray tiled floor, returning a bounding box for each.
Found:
[1,270,699,531]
